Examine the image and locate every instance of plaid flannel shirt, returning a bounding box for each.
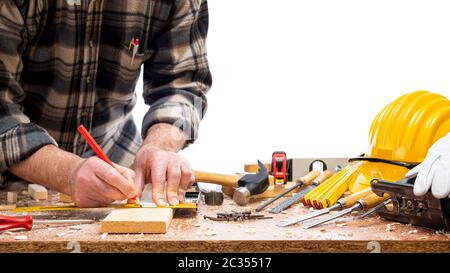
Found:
[0,0,211,186]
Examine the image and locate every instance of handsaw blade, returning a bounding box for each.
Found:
[270,184,316,214]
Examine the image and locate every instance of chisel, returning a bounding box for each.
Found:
[255,170,321,212]
[269,170,333,214]
[302,192,389,229]
[278,187,372,227]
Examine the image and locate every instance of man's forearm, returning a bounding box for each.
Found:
[8,145,83,195]
[143,123,186,152]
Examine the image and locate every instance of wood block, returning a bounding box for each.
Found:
[100,208,173,234]
[59,193,73,203]
[7,192,18,204]
[0,204,16,211]
[28,184,48,200]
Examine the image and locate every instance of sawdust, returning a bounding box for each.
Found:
[13,235,27,240]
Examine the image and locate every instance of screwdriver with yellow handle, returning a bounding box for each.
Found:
[278,187,372,227]
[302,191,389,229]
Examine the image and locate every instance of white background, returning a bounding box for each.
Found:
[133,0,450,174]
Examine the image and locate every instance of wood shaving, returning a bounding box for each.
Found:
[204,229,217,236]
[100,233,108,240]
[417,236,429,240]
[194,223,201,227]
[281,210,287,214]
[69,226,82,230]
[336,223,347,227]
[386,223,400,232]
[3,231,15,236]
[56,230,75,237]
[13,235,27,240]
[408,230,418,234]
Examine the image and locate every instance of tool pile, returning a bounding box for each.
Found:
[204,211,272,222]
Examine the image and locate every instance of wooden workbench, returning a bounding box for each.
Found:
[0,189,449,253]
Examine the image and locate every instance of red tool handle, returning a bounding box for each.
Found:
[77,125,114,167]
[0,215,33,231]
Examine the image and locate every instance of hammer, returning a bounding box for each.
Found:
[194,161,269,206]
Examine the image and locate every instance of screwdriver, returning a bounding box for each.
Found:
[255,170,321,212]
[302,192,389,229]
[0,215,94,231]
[77,125,140,205]
[278,187,372,227]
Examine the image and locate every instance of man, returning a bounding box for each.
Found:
[0,0,211,207]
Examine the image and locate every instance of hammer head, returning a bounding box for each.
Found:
[233,160,269,206]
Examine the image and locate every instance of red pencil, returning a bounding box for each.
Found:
[77,125,139,204]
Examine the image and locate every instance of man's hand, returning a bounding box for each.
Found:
[69,157,137,207]
[406,133,450,199]
[9,145,137,208]
[134,124,195,206]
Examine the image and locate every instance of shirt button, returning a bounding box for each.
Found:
[89,40,94,48]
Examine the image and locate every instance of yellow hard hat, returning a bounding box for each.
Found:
[304,91,450,208]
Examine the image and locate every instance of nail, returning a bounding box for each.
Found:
[178,193,185,202]
[169,197,179,206]
[157,198,167,206]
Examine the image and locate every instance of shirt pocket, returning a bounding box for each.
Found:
[119,45,154,72]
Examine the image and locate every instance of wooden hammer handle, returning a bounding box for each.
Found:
[194,171,240,188]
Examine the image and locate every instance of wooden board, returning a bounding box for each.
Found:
[100,208,174,234]
[28,184,48,200]
[59,193,73,203]
[7,192,18,204]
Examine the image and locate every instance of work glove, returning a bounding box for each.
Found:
[406,133,450,199]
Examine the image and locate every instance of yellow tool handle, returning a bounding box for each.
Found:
[360,193,389,210]
[311,170,333,184]
[194,171,240,188]
[341,188,372,207]
[298,170,321,185]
